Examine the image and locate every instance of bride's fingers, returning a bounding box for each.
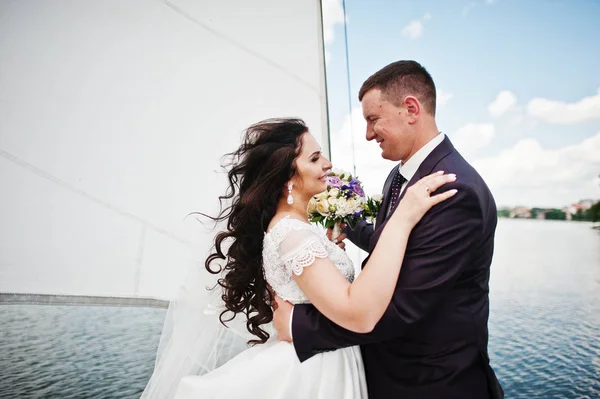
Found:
[417,171,450,188]
[430,188,458,205]
[418,173,456,193]
[419,170,445,183]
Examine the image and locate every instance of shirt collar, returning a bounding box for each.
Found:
[398,133,445,181]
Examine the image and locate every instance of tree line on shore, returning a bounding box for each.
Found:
[498,201,600,222]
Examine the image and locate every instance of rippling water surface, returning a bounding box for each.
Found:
[488,219,600,398]
[1,219,599,398]
[0,306,165,398]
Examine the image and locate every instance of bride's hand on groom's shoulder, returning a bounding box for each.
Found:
[273,296,293,343]
[395,171,458,228]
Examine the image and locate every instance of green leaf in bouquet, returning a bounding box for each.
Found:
[345,217,357,230]
[310,214,324,224]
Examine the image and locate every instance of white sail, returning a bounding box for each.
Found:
[0,0,329,301]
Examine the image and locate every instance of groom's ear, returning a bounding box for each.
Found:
[403,96,421,122]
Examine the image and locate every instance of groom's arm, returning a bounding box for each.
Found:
[292,183,483,362]
[343,220,374,252]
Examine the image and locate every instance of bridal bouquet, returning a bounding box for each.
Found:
[308,169,383,238]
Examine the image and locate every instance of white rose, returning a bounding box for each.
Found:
[315,191,329,201]
[307,199,317,214]
[328,188,340,198]
[316,199,330,216]
[347,199,362,213]
[372,193,383,202]
[336,200,351,217]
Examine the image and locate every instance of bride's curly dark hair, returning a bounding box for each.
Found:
[200,118,308,344]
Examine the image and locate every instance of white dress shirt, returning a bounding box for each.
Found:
[386,132,445,215]
[289,132,446,340]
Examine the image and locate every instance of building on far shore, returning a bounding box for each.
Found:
[500,198,598,221]
[510,207,532,219]
[536,209,551,220]
[577,199,595,210]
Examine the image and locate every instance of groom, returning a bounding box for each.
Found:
[273,60,503,398]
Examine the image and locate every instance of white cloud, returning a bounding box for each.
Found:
[463,0,497,16]
[322,0,344,45]
[402,20,424,39]
[527,88,600,124]
[472,132,600,207]
[321,0,345,63]
[488,90,518,118]
[401,13,431,40]
[449,123,495,157]
[437,89,453,106]
[330,109,600,211]
[462,2,477,16]
[330,107,395,195]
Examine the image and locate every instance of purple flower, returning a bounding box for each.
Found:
[341,185,354,198]
[327,176,343,189]
[349,178,365,197]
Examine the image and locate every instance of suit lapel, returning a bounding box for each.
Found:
[368,136,455,253]
[394,136,455,207]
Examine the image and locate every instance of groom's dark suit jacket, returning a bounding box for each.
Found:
[292,137,503,399]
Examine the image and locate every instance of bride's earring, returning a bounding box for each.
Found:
[287,182,294,205]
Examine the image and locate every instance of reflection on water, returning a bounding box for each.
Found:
[0,305,165,399]
[0,219,599,398]
[489,219,600,398]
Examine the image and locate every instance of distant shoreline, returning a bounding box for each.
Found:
[497,217,599,230]
[498,216,596,223]
[0,293,169,308]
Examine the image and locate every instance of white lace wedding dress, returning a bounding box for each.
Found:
[173,216,368,399]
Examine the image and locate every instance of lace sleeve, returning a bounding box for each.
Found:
[279,227,329,276]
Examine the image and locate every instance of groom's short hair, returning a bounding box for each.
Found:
[358,60,437,116]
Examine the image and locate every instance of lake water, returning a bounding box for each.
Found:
[1,219,599,398]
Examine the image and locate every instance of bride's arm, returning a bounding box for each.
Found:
[293,172,456,333]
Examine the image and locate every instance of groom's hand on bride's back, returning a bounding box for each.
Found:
[273,296,293,342]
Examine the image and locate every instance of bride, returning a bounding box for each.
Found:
[141,118,456,398]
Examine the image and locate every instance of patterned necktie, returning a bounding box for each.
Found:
[388,170,406,216]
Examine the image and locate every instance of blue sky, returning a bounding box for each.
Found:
[322,0,600,208]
